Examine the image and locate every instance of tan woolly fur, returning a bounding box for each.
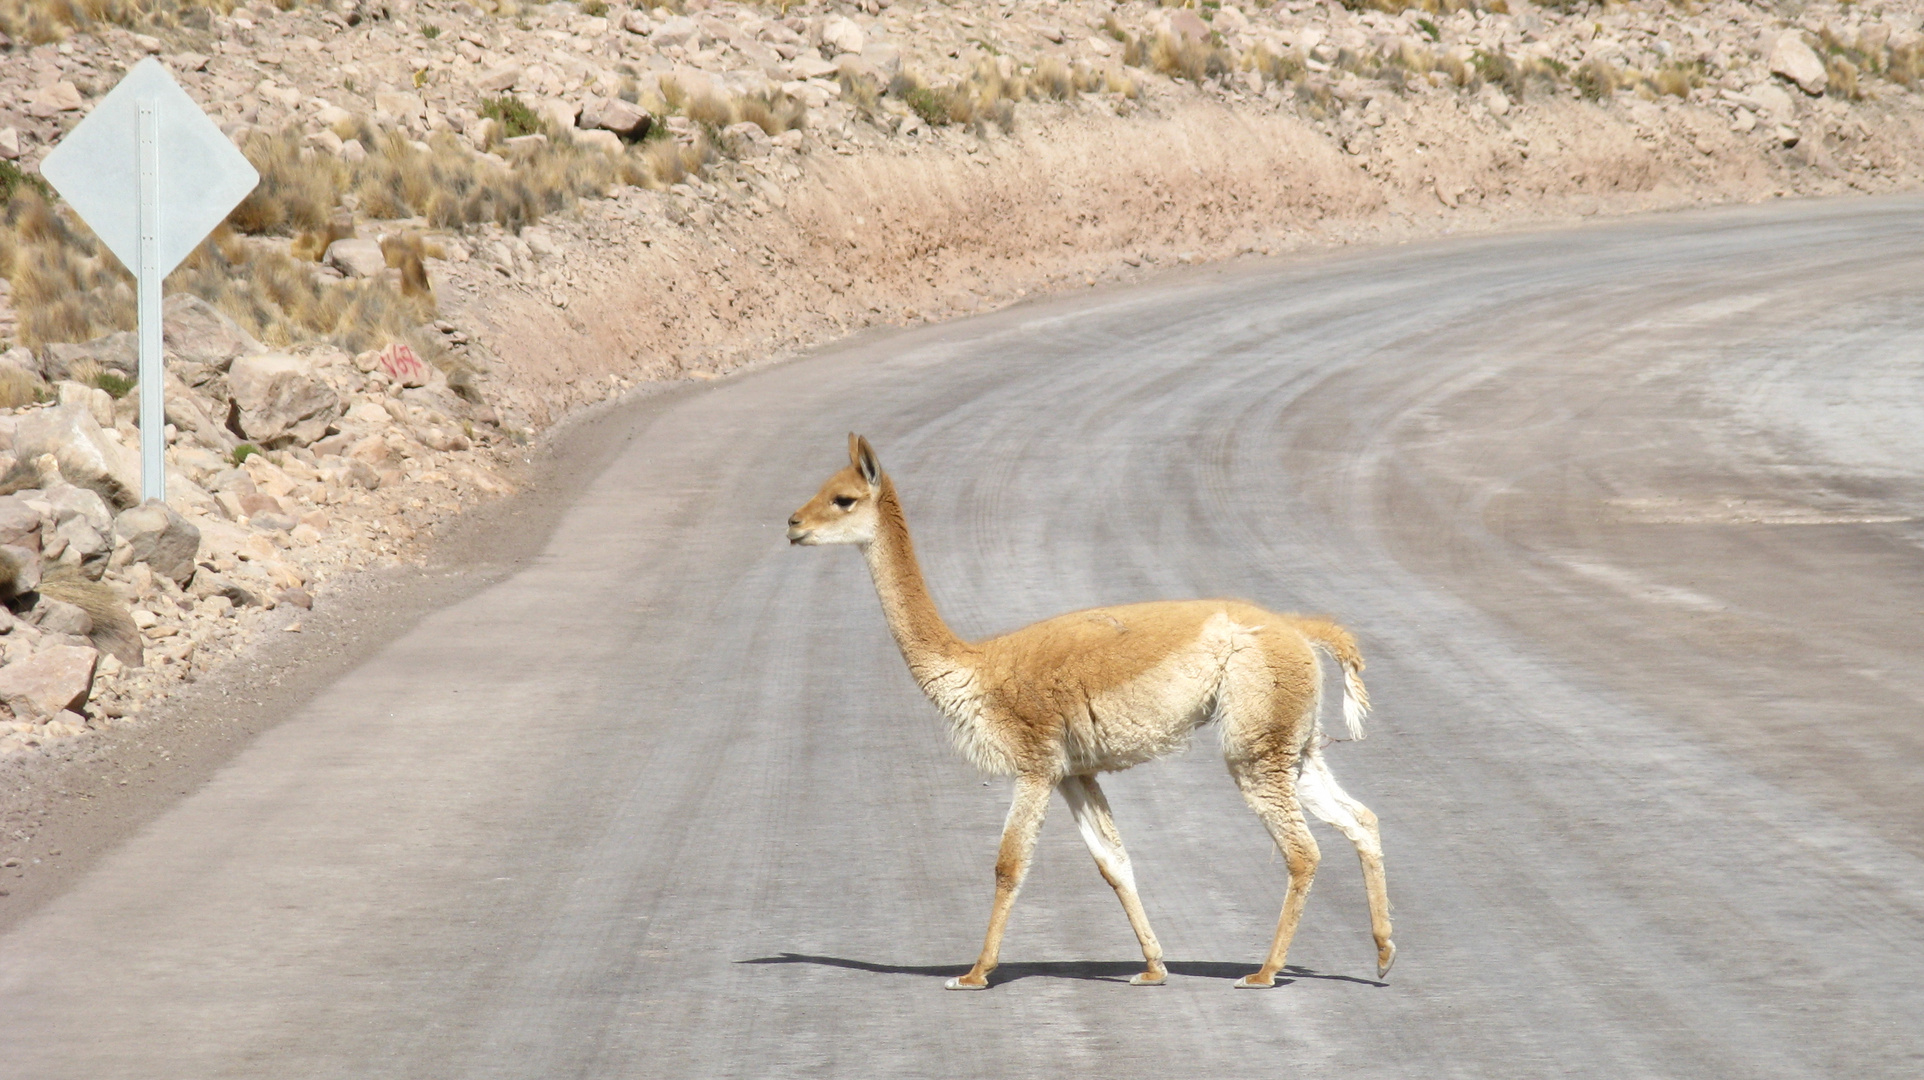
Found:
[788,435,1394,990]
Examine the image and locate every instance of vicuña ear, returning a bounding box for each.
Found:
[851,434,882,487]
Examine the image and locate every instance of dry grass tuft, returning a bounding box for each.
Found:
[1150,32,1234,84]
[2,190,135,348]
[1574,57,1619,99]
[0,365,48,408]
[229,128,347,235]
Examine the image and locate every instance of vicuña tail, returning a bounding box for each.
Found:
[1290,616,1371,740]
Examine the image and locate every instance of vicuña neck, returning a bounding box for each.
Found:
[864,477,972,679]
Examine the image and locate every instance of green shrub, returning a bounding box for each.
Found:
[479,95,541,138]
[90,371,136,398]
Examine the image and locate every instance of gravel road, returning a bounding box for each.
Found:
[2,197,1921,1078]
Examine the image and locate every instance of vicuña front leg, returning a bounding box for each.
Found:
[1060,774,1166,986]
[948,774,1052,990]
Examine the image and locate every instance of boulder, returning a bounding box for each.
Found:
[1769,33,1827,94]
[163,294,261,370]
[620,9,651,34]
[227,353,342,446]
[0,644,98,719]
[189,570,263,608]
[373,90,426,122]
[580,95,651,138]
[370,342,432,387]
[653,15,700,47]
[476,64,521,93]
[32,597,92,637]
[0,545,40,598]
[1169,9,1209,46]
[44,331,138,381]
[0,126,19,160]
[12,401,143,509]
[24,81,83,118]
[0,496,43,550]
[43,482,113,536]
[535,98,580,133]
[819,14,865,56]
[574,129,623,155]
[325,238,386,278]
[162,372,238,452]
[113,500,201,586]
[720,121,771,157]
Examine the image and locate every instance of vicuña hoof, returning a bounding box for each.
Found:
[1378,941,1396,980]
[1129,970,1167,986]
[1233,973,1275,989]
[945,975,989,990]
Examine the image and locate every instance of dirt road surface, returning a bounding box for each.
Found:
[2,197,1921,1078]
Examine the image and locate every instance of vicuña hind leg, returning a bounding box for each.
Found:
[1060,774,1166,986]
[1229,759,1320,989]
[948,774,1052,990]
[1297,752,1396,978]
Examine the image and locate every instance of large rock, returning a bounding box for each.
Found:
[475,64,521,92]
[0,495,43,550]
[1769,33,1827,94]
[325,238,386,279]
[0,644,97,719]
[227,353,342,446]
[44,331,137,381]
[162,371,238,452]
[580,95,651,138]
[12,400,143,509]
[819,14,865,56]
[653,15,700,47]
[163,293,261,371]
[33,597,93,637]
[0,544,39,598]
[113,500,201,586]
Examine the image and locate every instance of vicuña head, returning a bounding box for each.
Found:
[787,434,1394,991]
[786,434,884,547]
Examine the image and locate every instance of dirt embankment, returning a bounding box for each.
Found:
[461,86,1924,422]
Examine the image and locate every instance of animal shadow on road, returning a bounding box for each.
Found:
[738,953,1386,988]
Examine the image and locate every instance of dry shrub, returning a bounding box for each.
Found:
[1436,51,1474,88]
[1574,57,1618,99]
[0,0,243,44]
[685,92,734,128]
[2,190,134,348]
[1034,55,1076,100]
[1245,45,1306,86]
[735,92,805,136]
[1826,55,1861,99]
[229,127,347,235]
[1150,32,1234,84]
[1651,65,1694,99]
[0,365,47,408]
[169,227,437,355]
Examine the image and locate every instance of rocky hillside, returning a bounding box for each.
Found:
[1,0,1923,758]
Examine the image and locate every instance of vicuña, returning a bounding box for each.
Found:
[787,435,1394,990]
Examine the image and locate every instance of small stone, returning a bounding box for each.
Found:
[720,121,770,158]
[282,621,302,633]
[132,33,162,52]
[0,127,19,161]
[277,586,313,609]
[0,644,97,719]
[1769,33,1827,95]
[341,139,367,164]
[250,511,297,532]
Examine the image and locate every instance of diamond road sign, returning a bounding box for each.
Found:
[38,57,258,503]
[40,57,258,278]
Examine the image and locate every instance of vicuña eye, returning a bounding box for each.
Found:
[832,496,856,509]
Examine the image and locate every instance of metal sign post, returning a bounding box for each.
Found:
[39,58,258,503]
